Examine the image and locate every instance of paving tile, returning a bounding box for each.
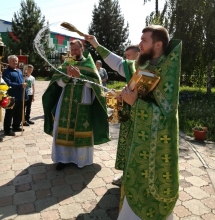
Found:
[202,197,215,209]
[46,170,65,180]
[174,205,191,218]
[14,148,25,154]
[0,158,14,165]
[184,186,210,199]
[179,191,192,201]
[201,184,215,195]
[41,209,60,220]
[65,173,84,185]
[180,170,193,177]
[14,158,27,163]
[0,171,15,181]
[92,187,107,196]
[28,165,47,174]
[73,188,96,203]
[28,151,40,156]
[96,167,114,178]
[82,171,96,180]
[31,179,52,192]
[17,202,35,214]
[82,200,97,212]
[0,149,13,156]
[0,165,11,172]
[106,184,120,194]
[12,163,30,171]
[25,146,40,153]
[201,213,215,220]
[83,209,112,220]
[14,213,41,220]
[51,184,73,197]
[0,205,17,219]
[58,203,84,219]
[36,189,52,199]
[182,216,202,220]
[26,155,43,162]
[0,154,12,160]
[71,182,84,191]
[0,185,15,198]
[103,160,116,167]
[12,153,28,159]
[183,199,211,215]
[185,176,208,187]
[86,177,106,188]
[13,190,36,205]
[33,173,46,181]
[188,167,207,176]
[200,174,212,183]
[0,196,12,207]
[180,179,193,188]
[103,176,115,184]
[51,178,66,186]
[16,183,32,192]
[187,159,204,168]
[96,194,119,210]
[13,174,32,186]
[76,165,94,173]
[58,195,75,205]
[35,196,59,212]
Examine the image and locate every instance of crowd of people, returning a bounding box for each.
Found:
[1,55,35,137]
[1,24,181,220]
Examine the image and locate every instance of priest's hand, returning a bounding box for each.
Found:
[121,85,138,106]
[84,34,99,48]
[67,65,80,78]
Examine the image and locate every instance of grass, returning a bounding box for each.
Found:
[107,81,126,90]
[179,86,215,141]
[35,76,50,81]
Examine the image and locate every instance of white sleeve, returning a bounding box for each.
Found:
[56,78,66,88]
[103,53,125,78]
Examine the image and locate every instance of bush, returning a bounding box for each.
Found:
[107,81,126,90]
[179,86,215,141]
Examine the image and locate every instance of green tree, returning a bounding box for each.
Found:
[87,0,130,75]
[145,1,168,26]
[144,0,159,16]
[167,0,215,92]
[7,0,50,71]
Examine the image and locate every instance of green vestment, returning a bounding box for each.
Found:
[96,40,182,219]
[42,53,110,147]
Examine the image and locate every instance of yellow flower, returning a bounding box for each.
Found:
[0,83,9,91]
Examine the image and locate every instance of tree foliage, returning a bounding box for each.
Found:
[87,0,130,74]
[168,0,215,91]
[145,1,169,27]
[144,0,215,91]
[143,0,159,16]
[7,0,50,70]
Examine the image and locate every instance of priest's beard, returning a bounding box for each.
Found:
[137,48,155,66]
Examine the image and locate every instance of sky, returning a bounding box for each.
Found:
[1,0,165,44]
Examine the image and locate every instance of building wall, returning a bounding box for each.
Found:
[0,19,84,52]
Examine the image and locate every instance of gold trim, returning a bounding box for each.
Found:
[58,127,74,134]
[56,139,74,146]
[74,131,92,138]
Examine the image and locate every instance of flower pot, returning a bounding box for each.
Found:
[193,130,206,141]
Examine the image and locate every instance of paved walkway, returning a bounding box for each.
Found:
[0,81,215,220]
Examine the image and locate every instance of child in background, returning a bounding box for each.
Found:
[23,64,35,126]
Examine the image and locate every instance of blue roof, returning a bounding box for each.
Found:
[0,19,12,25]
